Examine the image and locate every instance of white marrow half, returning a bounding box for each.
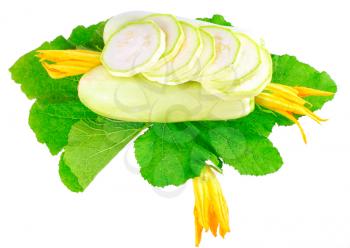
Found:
[142,14,184,66]
[143,21,203,84]
[101,21,166,77]
[78,66,254,122]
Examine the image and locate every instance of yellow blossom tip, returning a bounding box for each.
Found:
[274,109,307,143]
[193,166,230,246]
[36,49,102,79]
[294,86,335,97]
[257,83,331,143]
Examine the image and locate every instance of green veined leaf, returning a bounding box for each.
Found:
[134,123,219,187]
[59,155,84,192]
[9,22,106,102]
[9,36,78,101]
[29,100,97,155]
[253,54,337,127]
[272,54,337,110]
[193,121,283,175]
[60,117,146,191]
[68,21,106,51]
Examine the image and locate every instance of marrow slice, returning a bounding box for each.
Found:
[143,21,202,85]
[207,32,261,82]
[181,29,216,82]
[228,47,272,97]
[142,14,184,66]
[101,21,166,77]
[103,11,150,42]
[202,47,272,98]
[199,26,240,76]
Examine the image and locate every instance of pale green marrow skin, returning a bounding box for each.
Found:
[101,21,166,77]
[78,66,254,122]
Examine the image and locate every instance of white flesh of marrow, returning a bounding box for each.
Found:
[202,47,272,98]
[78,66,254,122]
[142,14,184,66]
[206,32,261,82]
[199,26,240,77]
[101,21,166,77]
[142,21,203,85]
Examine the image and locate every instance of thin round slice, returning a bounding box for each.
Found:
[207,32,261,82]
[142,13,184,66]
[179,29,216,82]
[103,11,150,42]
[202,47,272,98]
[199,26,240,76]
[78,66,254,122]
[228,47,272,97]
[143,21,202,85]
[101,21,166,77]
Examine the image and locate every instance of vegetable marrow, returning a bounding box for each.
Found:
[78,66,254,122]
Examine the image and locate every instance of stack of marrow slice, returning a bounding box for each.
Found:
[78,11,273,122]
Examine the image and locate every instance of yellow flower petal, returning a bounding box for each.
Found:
[256,83,331,143]
[37,49,101,79]
[193,165,230,246]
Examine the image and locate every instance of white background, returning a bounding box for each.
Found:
[1,0,350,247]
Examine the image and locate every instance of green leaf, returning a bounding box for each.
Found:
[10,22,106,155]
[197,14,233,26]
[59,155,84,192]
[60,117,146,191]
[229,107,277,137]
[68,21,105,51]
[272,54,337,111]
[29,100,96,155]
[193,121,283,175]
[134,123,219,187]
[9,22,106,102]
[9,36,78,101]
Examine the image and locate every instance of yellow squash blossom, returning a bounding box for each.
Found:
[193,165,230,246]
